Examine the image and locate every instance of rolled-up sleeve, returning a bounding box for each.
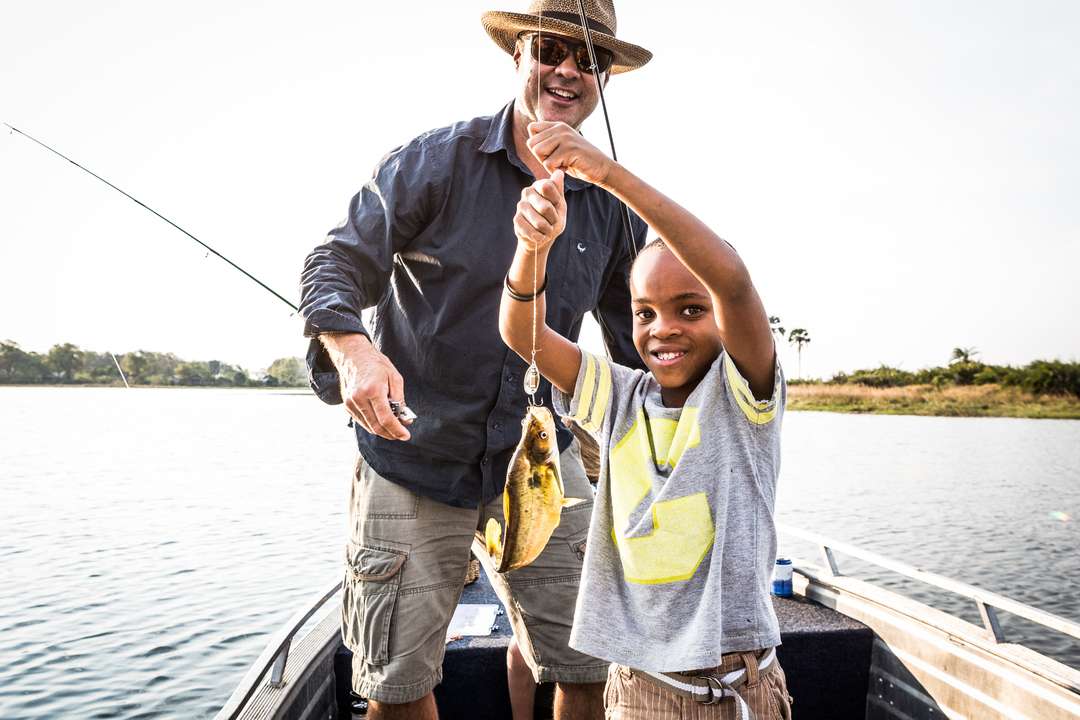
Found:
[299,141,443,402]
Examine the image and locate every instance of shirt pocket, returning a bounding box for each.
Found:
[553,236,609,315]
[341,541,408,666]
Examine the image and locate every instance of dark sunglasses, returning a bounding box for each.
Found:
[522,33,614,75]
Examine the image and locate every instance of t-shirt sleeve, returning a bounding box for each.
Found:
[552,349,635,437]
[722,351,786,426]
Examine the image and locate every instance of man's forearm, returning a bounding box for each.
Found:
[320,332,374,373]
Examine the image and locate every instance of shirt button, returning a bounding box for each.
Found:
[481,457,490,467]
[492,422,501,430]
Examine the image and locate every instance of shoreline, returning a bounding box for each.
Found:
[788,383,1080,419]
[6,383,1079,419]
[0,383,310,391]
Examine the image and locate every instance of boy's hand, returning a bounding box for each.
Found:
[514,169,566,253]
[527,121,613,186]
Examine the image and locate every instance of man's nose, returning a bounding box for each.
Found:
[554,51,581,78]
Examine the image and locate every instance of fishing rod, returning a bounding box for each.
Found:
[573,0,637,261]
[5,123,422,417]
[4,122,299,313]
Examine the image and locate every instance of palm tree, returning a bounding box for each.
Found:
[769,316,786,340]
[788,328,811,379]
[950,347,979,365]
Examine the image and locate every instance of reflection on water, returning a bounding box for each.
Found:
[1,389,1077,718]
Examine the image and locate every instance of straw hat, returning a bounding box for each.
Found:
[481,0,652,75]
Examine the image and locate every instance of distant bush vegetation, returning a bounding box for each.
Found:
[0,341,307,387]
[827,360,1080,398]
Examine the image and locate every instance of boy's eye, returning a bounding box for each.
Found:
[634,309,654,321]
[682,305,706,318]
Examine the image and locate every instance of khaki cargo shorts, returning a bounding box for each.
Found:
[341,441,605,704]
[605,652,793,720]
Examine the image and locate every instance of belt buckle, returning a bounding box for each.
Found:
[695,675,724,705]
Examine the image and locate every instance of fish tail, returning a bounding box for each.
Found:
[562,497,587,507]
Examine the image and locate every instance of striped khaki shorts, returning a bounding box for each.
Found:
[342,441,605,705]
[605,651,793,720]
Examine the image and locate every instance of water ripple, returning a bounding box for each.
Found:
[1,389,1078,719]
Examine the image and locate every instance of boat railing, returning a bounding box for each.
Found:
[778,524,1080,645]
[215,578,342,720]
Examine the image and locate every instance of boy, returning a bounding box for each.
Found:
[498,121,793,719]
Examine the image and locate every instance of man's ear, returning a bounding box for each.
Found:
[512,40,522,70]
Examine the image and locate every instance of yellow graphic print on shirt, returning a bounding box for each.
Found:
[565,351,776,585]
[609,408,714,585]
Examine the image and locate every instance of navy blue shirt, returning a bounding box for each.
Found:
[300,102,646,508]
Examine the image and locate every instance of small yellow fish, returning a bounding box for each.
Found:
[485,405,584,572]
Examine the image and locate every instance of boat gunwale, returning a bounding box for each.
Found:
[780,523,1080,644]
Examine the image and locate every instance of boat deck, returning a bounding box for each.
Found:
[221,529,1080,720]
[332,571,875,719]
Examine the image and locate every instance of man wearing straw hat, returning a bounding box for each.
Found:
[299,2,650,718]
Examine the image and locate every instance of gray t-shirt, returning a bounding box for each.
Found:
[552,348,785,672]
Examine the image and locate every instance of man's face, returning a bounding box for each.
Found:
[513,33,605,129]
[630,247,724,405]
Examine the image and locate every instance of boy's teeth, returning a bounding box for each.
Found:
[656,351,685,361]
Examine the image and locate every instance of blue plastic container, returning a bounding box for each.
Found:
[772,557,793,597]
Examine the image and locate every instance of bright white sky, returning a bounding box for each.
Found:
[2,1,1077,378]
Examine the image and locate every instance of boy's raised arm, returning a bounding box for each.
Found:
[526,123,776,399]
[499,170,583,396]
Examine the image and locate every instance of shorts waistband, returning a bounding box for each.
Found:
[630,647,776,719]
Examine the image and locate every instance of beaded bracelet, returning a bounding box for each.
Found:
[504,272,549,302]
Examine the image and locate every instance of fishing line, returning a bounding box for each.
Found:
[4,122,299,313]
[573,0,638,264]
[522,6,544,405]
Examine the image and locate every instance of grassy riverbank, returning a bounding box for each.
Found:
[788,383,1080,419]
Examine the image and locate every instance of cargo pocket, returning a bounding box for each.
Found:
[764,662,793,720]
[341,541,407,666]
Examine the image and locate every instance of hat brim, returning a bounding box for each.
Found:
[481,11,652,74]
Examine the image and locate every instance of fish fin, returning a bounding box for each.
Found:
[484,518,503,559]
[562,497,587,507]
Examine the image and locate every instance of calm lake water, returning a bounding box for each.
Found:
[1,387,1077,719]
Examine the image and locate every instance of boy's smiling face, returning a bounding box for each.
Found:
[630,245,723,407]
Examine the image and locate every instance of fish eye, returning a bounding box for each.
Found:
[539,431,548,439]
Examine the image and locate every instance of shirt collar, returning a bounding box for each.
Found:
[479,101,590,192]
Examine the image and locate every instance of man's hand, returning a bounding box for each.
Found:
[526,121,613,186]
[320,333,411,441]
[514,170,566,253]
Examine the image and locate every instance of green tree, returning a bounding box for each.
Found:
[266,357,307,387]
[0,341,48,383]
[210,362,249,386]
[176,361,214,386]
[769,316,785,339]
[788,328,811,379]
[120,351,150,384]
[144,352,180,384]
[76,351,122,384]
[950,347,979,365]
[46,343,85,383]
